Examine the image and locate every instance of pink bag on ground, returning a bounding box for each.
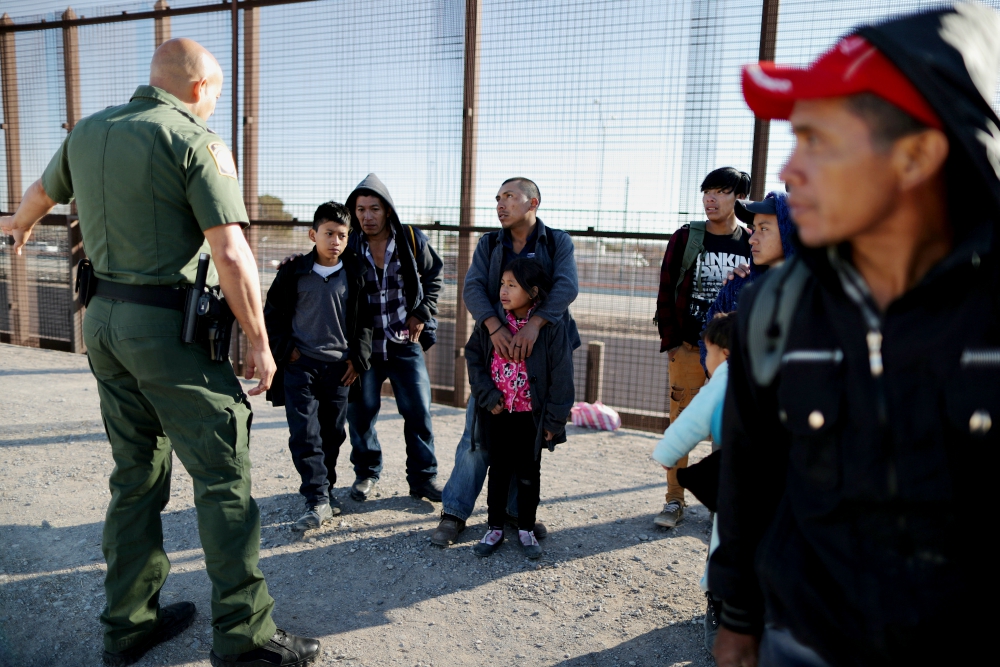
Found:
[570,401,622,431]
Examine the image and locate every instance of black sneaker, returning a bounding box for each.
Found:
[210,629,320,666]
[409,479,443,502]
[291,503,333,532]
[473,527,504,557]
[505,514,548,539]
[704,593,721,653]
[350,477,377,501]
[654,500,685,528]
[102,601,196,666]
[517,530,543,560]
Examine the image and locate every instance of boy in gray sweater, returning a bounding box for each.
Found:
[264,202,373,531]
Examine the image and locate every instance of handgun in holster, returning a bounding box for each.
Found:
[181,253,236,362]
[75,258,96,307]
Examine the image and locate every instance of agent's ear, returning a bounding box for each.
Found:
[723,348,731,358]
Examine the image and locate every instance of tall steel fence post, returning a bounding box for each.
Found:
[1,12,34,348]
[454,0,481,407]
[154,0,171,47]
[242,4,261,378]
[63,7,86,353]
[229,0,245,374]
[750,0,780,201]
[243,4,259,221]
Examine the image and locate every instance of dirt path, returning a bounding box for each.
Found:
[0,343,714,667]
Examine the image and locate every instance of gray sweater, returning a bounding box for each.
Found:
[291,266,349,362]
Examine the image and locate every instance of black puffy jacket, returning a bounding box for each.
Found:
[262,247,372,406]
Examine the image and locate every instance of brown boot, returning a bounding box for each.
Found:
[431,515,466,546]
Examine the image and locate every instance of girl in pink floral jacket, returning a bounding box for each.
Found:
[465,258,575,559]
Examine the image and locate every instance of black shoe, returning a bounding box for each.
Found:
[210,629,320,666]
[409,479,443,502]
[704,593,721,653]
[350,477,377,502]
[505,514,548,539]
[431,515,466,546]
[102,601,196,666]
[473,527,505,557]
[327,493,343,515]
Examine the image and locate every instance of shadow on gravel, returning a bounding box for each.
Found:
[551,625,712,666]
[0,484,710,666]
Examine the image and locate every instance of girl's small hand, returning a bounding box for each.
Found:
[544,429,555,441]
[491,402,504,415]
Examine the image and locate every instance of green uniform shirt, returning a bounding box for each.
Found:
[41,85,248,286]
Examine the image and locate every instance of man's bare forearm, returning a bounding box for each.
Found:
[0,180,58,253]
[204,224,268,350]
[9,180,57,230]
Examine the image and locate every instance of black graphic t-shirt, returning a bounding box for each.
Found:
[682,226,752,344]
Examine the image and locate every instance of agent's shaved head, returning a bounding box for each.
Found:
[149,38,223,120]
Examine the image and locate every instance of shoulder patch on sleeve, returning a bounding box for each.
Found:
[207,142,238,179]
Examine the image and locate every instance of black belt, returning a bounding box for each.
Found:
[92,277,188,311]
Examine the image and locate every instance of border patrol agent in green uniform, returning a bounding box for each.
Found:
[2,39,320,667]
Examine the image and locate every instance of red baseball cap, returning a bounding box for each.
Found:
[742,35,942,130]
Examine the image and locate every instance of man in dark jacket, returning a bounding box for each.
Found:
[654,167,752,529]
[344,174,445,502]
[711,5,999,666]
[431,178,580,546]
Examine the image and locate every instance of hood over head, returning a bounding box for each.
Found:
[742,2,1000,244]
[346,173,401,236]
[745,191,795,276]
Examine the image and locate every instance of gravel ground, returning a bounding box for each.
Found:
[0,343,714,667]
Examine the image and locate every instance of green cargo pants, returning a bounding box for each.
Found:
[84,296,276,655]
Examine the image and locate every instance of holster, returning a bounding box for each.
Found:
[194,287,236,362]
[75,258,96,307]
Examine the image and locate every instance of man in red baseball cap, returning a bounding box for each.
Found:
[709,4,1000,666]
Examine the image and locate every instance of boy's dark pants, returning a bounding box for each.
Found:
[284,355,351,505]
[486,410,541,531]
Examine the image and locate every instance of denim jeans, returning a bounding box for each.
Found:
[347,341,437,487]
[759,627,832,667]
[284,355,351,505]
[441,397,518,522]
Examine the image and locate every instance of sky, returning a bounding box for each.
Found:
[2,0,999,233]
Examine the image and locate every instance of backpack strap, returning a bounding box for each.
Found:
[674,221,707,303]
[745,254,811,387]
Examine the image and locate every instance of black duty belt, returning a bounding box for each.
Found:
[92,277,188,311]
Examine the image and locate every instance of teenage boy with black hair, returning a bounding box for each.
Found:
[263,201,373,532]
[653,167,751,528]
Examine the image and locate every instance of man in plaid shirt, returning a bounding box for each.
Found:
[345,174,444,502]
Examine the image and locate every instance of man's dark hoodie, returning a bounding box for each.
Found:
[710,6,1000,666]
[345,173,444,350]
[263,247,373,405]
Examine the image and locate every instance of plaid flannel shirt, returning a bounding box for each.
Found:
[362,234,410,359]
